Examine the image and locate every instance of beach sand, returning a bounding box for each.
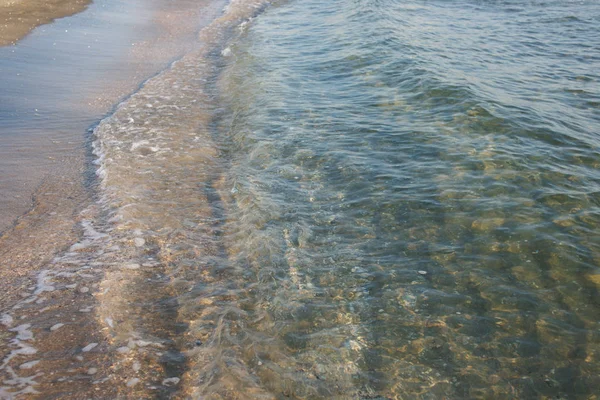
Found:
[0,0,218,291]
[0,0,224,396]
[0,0,92,46]
[0,0,216,235]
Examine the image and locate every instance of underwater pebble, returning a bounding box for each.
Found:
[162,377,180,386]
[586,273,600,287]
[314,364,326,375]
[125,263,141,270]
[117,346,131,354]
[82,343,98,352]
[418,270,427,275]
[142,262,158,267]
[132,361,141,372]
[50,323,64,331]
[79,287,90,293]
[87,368,98,375]
[134,238,145,247]
[126,378,140,387]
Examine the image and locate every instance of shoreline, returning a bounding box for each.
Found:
[0,0,92,46]
[0,1,274,398]
[0,0,219,236]
[0,0,228,395]
[0,0,215,303]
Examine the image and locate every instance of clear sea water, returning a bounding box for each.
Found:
[210,0,600,397]
[2,0,600,398]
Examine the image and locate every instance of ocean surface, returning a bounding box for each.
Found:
[2,0,600,398]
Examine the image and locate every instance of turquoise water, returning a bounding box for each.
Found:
[2,0,599,397]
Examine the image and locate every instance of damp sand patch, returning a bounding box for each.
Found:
[0,0,91,46]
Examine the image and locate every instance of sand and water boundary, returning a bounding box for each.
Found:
[0,0,92,46]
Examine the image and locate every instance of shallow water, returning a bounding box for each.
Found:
[2,0,600,398]
[0,0,215,233]
[208,1,600,396]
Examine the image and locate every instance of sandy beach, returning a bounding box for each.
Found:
[0,0,225,396]
[0,0,217,234]
[0,0,92,46]
[0,0,219,282]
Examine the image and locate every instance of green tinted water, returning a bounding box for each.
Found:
[212,0,600,397]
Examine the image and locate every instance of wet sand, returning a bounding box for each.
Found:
[0,0,213,273]
[0,0,226,396]
[0,0,91,231]
[0,0,219,280]
[0,0,218,236]
[0,0,92,46]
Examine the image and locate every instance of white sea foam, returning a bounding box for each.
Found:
[9,324,33,341]
[18,361,40,370]
[0,314,13,327]
[33,271,55,296]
